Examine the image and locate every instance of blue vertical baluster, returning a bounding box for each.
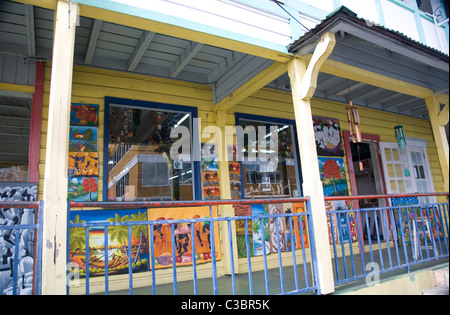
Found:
[397,206,410,272]
[104,225,109,295]
[228,219,236,294]
[405,206,416,261]
[345,211,356,278]
[275,215,284,294]
[337,212,348,280]
[244,218,253,295]
[390,208,402,267]
[436,204,448,255]
[354,211,366,276]
[35,201,44,295]
[261,217,269,295]
[12,229,20,295]
[418,205,430,259]
[365,210,375,265]
[381,209,393,269]
[85,226,90,295]
[149,223,156,295]
[288,216,299,292]
[329,212,339,281]
[127,224,133,295]
[171,222,177,295]
[372,209,384,269]
[411,208,423,261]
[210,215,218,295]
[425,205,437,258]
[298,214,309,289]
[190,219,198,295]
[432,206,443,257]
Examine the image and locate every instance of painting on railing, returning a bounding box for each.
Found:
[69,209,150,278]
[147,206,221,267]
[234,202,309,258]
[0,183,37,295]
[69,206,222,277]
[392,196,444,246]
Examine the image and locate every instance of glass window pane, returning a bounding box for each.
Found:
[387,164,395,177]
[238,118,299,198]
[107,104,193,201]
[384,148,392,161]
[390,180,397,192]
[398,180,405,193]
[395,164,403,177]
[392,149,400,161]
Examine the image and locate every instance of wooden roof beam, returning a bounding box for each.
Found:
[127,30,156,72]
[170,42,204,78]
[84,19,102,65]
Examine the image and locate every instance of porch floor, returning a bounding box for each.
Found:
[87,240,448,295]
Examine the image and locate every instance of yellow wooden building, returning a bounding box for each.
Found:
[0,0,448,295]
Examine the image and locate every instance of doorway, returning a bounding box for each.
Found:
[343,131,387,241]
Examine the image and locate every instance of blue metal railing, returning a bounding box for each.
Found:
[325,193,449,286]
[0,201,44,295]
[67,198,319,295]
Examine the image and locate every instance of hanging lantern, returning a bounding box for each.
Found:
[394,125,407,150]
[346,102,362,143]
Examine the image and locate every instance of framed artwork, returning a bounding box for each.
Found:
[69,209,149,277]
[68,152,99,177]
[318,157,349,196]
[313,116,344,157]
[70,103,99,127]
[147,206,221,269]
[69,126,98,152]
[68,177,98,201]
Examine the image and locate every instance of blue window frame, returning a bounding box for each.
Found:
[103,97,201,201]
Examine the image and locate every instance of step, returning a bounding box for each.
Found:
[422,266,449,295]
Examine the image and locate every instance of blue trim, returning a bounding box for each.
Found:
[103,97,201,201]
[234,112,303,198]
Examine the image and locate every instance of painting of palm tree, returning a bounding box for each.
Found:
[130,211,148,263]
[69,215,87,257]
[107,213,131,256]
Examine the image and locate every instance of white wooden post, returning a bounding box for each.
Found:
[41,0,78,295]
[425,95,449,191]
[287,32,336,294]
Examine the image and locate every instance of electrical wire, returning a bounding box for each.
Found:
[270,0,311,33]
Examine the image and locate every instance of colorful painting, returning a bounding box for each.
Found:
[391,197,418,246]
[229,162,242,199]
[251,204,270,256]
[147,206,221,269]
[291,203,310,249]
[325,201,339,245]
[68,177,98,201]
[68,152,99,177]
[392,197,444,246]
[69,209,149,277]
[69,126,98,152]
[234,204,252,258]
[318,157,349,196]
[313,116,344,157]
[70,103,99,126]
[203,187,220,200]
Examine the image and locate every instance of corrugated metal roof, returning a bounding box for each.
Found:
[289,5,449,60]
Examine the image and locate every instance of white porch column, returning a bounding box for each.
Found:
[41,0,78,295]
[425,95,449,191]
[287,32,336,294]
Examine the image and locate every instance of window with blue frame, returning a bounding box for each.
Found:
[104,97,199,201]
